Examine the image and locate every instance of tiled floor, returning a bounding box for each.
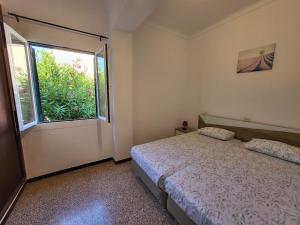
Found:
[5,161,173,225]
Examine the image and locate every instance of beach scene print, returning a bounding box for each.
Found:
[237,43,276,73]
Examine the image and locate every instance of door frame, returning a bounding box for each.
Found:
[0,5,26,225]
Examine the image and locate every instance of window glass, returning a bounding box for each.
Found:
[11,39,35,125]
[4,23,37,131]
[32,46,96,122]
[96,54,107,118]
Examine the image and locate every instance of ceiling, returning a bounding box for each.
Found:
[147,0,262,36]
[104,0,161,32]
[2,0,262,36]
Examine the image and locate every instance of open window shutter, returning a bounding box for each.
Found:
[4,24,37,131]
[95,43,110,122]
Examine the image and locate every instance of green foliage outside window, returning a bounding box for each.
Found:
[15,67,35,124]
[36,50,96,122]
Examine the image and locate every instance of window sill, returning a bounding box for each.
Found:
[27,119,103,132]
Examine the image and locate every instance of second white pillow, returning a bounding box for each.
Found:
[245,139,300,164]
[198,127,235,141]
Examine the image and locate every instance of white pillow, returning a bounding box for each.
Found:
[245,139,300,164]
[198,127,235,141]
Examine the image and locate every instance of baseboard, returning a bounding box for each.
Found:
[27,157,113,182]
[27,157,132,182]
[0,178,26,225]
[113,157,131,164]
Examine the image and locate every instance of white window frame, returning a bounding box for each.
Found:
[95,44,109,122]
[4,23,38,131]
[4,24,110,127]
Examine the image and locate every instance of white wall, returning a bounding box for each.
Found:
[21,120,112,178]
[111,30,133,160]
[186,0,300,130]
[133,24,187,144]
[3,0,114,178]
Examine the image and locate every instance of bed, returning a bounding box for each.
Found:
[131,115,300,224]
[165,115,300,225]
[165,139,300,225]
[131,131,242,207]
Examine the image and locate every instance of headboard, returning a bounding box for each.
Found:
[198,115,300,148]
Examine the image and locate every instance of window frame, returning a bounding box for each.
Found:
[29,42,110,124]
[4,24,38,131]
[95,44,110,123]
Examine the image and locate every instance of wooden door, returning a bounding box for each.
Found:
[0,5,26,223]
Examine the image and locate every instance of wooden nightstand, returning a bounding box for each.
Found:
[175,127,196,136]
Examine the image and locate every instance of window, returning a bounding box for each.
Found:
[30,44,97,122]
[4,24,37,131]
[96,44,109,121]
[4,24,110,131]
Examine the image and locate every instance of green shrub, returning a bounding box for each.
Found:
[36,50,96,122]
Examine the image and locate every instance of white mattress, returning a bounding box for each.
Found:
[131,132,242,189]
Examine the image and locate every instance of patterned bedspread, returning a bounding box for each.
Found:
[165,141,300,225]
[131,132,242,189]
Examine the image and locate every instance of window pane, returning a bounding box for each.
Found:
[97,54,107,118]
[33,46,96,122]
[11,39,35,125]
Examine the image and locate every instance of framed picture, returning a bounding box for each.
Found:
[237,43,276,73]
